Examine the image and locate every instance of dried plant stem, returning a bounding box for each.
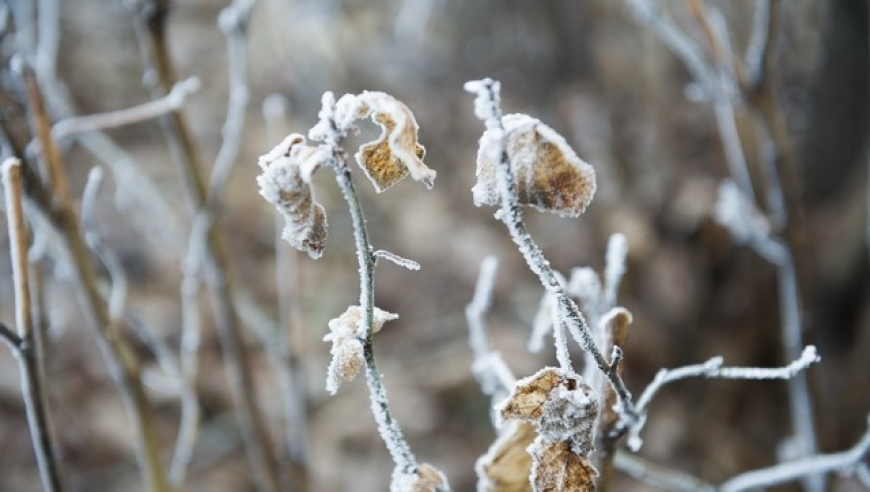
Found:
[49,77,200,142]
[469,79,640,428]
[327,151,418,473]
[21,67,169,492]
[614,451,714,492]
[127,3,280,491]
[1,158,64,492]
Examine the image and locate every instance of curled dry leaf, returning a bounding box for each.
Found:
[257,133,330,258]
[476,421,536,492]
[473,114,596,217]
[500,367,598,453]
[323,305,399,393]
[355,91,436,192]
[529,439,596,492]
[391,463,451,492]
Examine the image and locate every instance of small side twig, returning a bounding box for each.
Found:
[614,450,715,492]
[1,157,64,492]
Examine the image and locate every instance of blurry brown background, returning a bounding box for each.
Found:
[0,0,868,491]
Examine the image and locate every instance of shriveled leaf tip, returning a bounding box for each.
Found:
[354,91,436,192]
[256,134,329,258]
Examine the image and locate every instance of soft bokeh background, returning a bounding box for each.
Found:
[1,0,868,491]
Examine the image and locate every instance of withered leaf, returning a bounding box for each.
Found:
[354,92,435,192]
[530,440,597,492]
[476,421,536,492]
[257,134,330,258]
[499,367,568,422]
[473,114,596,218]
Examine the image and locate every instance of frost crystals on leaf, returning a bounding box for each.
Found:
[323,305,398,393]
[354,91,436,192]
[473,114,597,218]
[529,439,596,492]
[256,133,330,258]
[498,367,599,491]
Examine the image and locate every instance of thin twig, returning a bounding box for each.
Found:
[1,158,64,492]
[207,0,255,201]
[124,2,280,490]
[20,63,170,492]
[49,77,201,142]
[614,450,715,492]
[319,104,418,471]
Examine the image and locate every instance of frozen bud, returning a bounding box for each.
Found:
[391,463,451,492]
[473,114,597,218]
[528,438,597,492]
[257,134,330,258]
[354,91,436,192]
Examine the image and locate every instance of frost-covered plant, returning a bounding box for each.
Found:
[256,91,449,492]
[462,79,839,492]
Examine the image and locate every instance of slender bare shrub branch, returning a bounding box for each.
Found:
[1,157,64,492]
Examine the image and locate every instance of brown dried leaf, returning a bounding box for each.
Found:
[257,134,330,258]
[476,421,536,492]
[530,440,596,492]
[499,367,565,422]
[355,91,435,192]
[473,114,596,217]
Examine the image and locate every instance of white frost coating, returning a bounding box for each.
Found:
[374,249,421,271]
[713,179,770,244]
[256,134,330,258]
[539,382,598,453]
[603,233,628,308]
[568,267,602,313]
[390,464,451,492]
[464,78,503,128]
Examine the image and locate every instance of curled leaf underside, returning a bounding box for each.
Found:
[256,133,329,258]
[355,91,435,192]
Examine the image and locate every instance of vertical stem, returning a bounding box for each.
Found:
[21,65,169,492]
[2,158,64,492]
[126,3,280,490]
[328,155,417,473]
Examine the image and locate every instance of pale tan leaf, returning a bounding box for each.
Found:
[476,421,536,492]
[498,367,565,422]
[355,91,435,192]
[473,114,596,218]
[530,440,596,492]
[391,463,451,492]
